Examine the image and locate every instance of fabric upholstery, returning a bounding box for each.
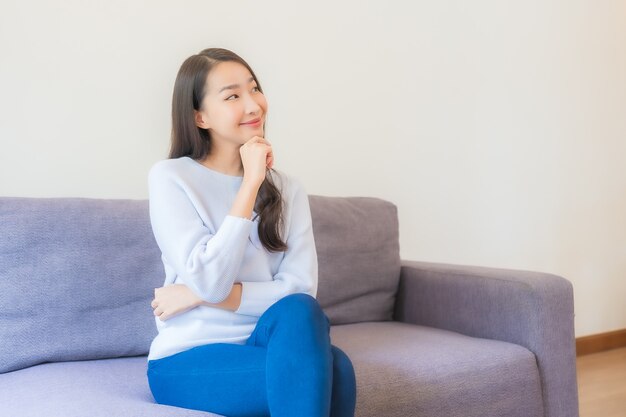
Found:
[394,260,579,417]
[329,322,544,417]
[309,196,401,324]
[0,195,579,417]
[0,322,543,417]
[0,356,215,417]
[0,197,162,373]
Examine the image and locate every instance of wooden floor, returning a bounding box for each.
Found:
[577,347,626,417]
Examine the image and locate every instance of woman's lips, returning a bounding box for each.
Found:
[240,118,262,127]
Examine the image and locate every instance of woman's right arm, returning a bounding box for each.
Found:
[149,166,253,305]
[230,135,273,219]
[149,136,272,306]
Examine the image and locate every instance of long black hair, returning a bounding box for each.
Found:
[168,47,287,252]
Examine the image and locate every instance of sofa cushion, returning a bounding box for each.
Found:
[329,321,544,417]
[0,356,214,417]
[0,322,543,417]
[309,196,401,325]
[0,197,162,374]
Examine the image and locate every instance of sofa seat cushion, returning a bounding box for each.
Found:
[0,356,216,417]
[0,322,543,417]
[330,321,544,417]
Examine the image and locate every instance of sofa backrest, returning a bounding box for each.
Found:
[0,197,161,374]
[0,195,400,373]
[309,196,401,324]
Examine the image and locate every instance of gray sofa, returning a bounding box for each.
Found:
[0,195,579,417]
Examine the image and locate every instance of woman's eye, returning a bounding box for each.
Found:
[226,95,238,100]
[252,86,259,92]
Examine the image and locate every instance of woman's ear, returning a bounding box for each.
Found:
[194,110,210,129]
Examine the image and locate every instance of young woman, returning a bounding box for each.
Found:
[146,47,357,417]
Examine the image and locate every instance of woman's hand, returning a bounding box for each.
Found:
[151,284,202,321]
[240,136,273,188]
[151,283,243,321]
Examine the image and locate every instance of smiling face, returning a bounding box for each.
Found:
[194,60,268,147]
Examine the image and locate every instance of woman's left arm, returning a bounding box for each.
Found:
[151,283,242,321]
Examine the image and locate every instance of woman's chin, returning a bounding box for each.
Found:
[242,129,264,139]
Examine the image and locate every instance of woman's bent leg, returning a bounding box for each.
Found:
[246,293,333,417]
[147,343,269,417]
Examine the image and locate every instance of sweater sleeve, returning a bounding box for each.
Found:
[235,179,318,317]
[148,163,253,304]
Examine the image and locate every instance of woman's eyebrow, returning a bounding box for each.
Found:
[219,77,255,93]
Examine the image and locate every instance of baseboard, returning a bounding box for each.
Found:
[576,328,626,356]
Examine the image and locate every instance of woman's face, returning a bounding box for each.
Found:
[195,61,268,146]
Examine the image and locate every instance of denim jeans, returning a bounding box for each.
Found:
[147,293,356,417]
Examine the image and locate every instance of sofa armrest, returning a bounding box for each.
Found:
[394,260,579,417]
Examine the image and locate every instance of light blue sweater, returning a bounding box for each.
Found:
[147,156,318,360]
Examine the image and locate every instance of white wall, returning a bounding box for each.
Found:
[1,0,624,337]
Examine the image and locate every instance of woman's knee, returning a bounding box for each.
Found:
[272,293,328,323]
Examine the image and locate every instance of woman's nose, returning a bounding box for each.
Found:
[244,95,262,114]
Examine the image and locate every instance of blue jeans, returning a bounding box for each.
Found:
[147,293,356,417]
